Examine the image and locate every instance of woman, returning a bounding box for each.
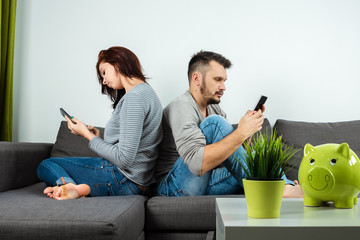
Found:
[37,46,163,200]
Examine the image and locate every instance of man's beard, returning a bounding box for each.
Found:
[200,82,222,105]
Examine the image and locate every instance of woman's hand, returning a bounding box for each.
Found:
[88,126,101,137]
[65,116,95,141]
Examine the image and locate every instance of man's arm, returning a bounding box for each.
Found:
[200,110,264,175]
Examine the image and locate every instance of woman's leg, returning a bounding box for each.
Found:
[37,157,144,199]
[37,158,77,186]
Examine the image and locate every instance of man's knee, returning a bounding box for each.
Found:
[200,115,234,143]
[203,115,228,124]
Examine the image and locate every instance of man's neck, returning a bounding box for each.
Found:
[189,88,208,118]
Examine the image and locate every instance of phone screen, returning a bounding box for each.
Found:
[60,108,76,124]
[254,96,268,111]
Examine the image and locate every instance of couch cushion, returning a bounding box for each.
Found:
[0,183,147,240]
[145,195,242,231]
[146,232,210,240]
[50,121,104,158]
[274,119,360,181]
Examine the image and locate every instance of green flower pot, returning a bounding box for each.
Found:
[243,179,285,218]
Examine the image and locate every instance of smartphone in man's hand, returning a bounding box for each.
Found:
[254,95,268,111]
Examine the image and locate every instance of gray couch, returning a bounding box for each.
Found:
[1,119,359,240]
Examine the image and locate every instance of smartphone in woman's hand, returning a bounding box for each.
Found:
[60,108,76,124]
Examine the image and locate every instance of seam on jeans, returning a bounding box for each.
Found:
[168,173,188,196]
[39,162,71,185]
[158,174,179,196]
[208,172,233,187]
[90,182,115,197]
[157,159,181,196]
[157,176,169,196]
[125,181,144,195]
[54,158,114,171]
[110,169,124,195]
[82,164,115,171]
[201,121,230,143]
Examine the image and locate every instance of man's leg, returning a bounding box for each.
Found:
[207,166,243,195]
[200,115,248,189]
[200,115,295,188]
[156,157,212,196]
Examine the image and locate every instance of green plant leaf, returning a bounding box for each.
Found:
[234,129,300,179]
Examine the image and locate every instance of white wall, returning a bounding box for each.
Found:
[13,0,360,143]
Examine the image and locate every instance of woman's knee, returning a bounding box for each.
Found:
[37,158,62,178]
[37,158,51,179]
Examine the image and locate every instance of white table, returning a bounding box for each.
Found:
[216,198,360,240]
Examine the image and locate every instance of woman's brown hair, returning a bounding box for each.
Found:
[96,46,147,109]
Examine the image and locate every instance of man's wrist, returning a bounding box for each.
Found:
[233,128,247,145]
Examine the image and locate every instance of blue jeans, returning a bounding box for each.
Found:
[156,115,294,196]
[37,157,146,196]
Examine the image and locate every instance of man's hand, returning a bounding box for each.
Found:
[235,109,264,142]
[201,109,264,175]
[260,104,265,113]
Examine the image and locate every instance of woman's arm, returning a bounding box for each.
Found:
[88,94,146,169]
[64,116,96,141]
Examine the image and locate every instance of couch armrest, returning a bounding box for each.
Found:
[0,142,53,192]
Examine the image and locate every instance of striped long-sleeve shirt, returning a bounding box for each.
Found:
[89,83,163,186]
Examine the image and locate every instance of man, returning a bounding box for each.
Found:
[154,51,303,197]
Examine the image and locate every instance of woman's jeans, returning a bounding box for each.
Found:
[156,115,294,196]
[37,157,145,196]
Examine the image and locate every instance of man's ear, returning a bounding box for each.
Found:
[192,72,201,86]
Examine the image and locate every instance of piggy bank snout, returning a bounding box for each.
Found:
[306,167,335,193]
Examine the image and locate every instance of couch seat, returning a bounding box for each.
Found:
[145,195,242,240]
[0,183,147,240]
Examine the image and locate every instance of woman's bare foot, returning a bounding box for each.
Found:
[43,183,90,200]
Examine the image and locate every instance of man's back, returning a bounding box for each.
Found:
[154,90,226,182]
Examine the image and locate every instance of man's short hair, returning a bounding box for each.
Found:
[187,50,232,82]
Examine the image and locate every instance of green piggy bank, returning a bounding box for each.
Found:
[298,143,360,208]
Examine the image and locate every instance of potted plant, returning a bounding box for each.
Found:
[233,129,299,218]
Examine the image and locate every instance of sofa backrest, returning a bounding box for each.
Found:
[50,121,105,158]
[274,119,360,181]
[50,119,360,185]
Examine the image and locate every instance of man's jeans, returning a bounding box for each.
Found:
[37,157,145,196]
[156,115,294,196]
